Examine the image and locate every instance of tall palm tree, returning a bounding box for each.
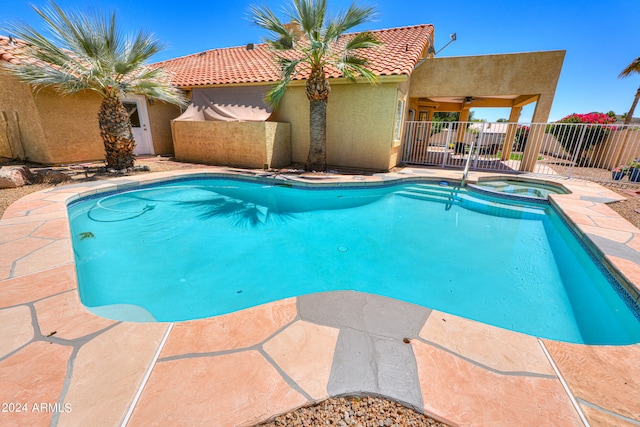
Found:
[619,55,640,125]
[2,1,186,170]
[250,0,381,171]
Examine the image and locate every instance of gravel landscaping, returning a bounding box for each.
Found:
[255,396,450,427]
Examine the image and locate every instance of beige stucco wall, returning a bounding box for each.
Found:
[171,120,291,169]
[0,69,182,164]
[147,100,181,155]
[409,51,565,123]
[33,87,105,164]
[0,72,50,162]
[34,90,181,163]
[271,80,403,170]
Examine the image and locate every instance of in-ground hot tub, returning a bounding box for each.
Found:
[468,177,569,203]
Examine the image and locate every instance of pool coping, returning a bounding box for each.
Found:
[1,165,639,426]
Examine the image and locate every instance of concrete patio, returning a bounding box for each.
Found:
[1,166,639,426]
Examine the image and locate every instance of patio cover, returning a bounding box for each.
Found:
[174,86,273,122]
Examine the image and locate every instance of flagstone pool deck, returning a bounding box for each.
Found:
[1,166,640,427]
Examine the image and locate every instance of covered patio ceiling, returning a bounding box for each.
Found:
[408,51,565,123]
[415,94,539,112]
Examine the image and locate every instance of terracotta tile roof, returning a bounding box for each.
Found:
[0,35,34,65]
[155,24,434,88]
[0,35,70,70]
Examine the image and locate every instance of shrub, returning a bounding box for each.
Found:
[513,125,530,152]
[547,113,616,166]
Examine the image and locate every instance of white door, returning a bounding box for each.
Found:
[122,95,154,155]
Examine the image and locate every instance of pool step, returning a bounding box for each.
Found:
[405,184,458,197]
[477,183,543,196]
[458,192,545,220]
[396,185,458,206]
[397,185,545,220]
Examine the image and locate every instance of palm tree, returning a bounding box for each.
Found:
[619,55,640,125]
[2,1,186,170]
[250,0,381,171]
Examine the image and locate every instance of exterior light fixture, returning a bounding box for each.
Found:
[436,33,457,55]
[423,31,457,61]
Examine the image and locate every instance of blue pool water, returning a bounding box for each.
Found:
[67,178,640,344]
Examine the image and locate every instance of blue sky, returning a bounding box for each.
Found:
[3,0,640,122]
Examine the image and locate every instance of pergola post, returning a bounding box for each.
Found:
[500,106,522,161]
[520,94,550,172]
[456,107,470,141]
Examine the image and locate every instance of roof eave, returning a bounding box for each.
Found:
[175,74,409,90]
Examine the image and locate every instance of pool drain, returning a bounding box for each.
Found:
[337,246,349,252]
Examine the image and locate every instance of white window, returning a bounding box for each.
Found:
[393,98,405,141]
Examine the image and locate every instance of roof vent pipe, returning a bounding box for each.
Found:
[246,43,255,51]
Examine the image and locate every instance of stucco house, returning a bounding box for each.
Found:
[0,24,565,171]
[158,23,565,171]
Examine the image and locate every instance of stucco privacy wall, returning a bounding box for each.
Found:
[409,51,566,122]
[271,81,402,170]
[148,100,182,155]
[171,120,291,169]
[0,73,49,162]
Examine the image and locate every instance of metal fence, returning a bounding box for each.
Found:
[401,121,640,183]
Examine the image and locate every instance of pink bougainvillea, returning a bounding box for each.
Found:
[556,112,616,125]
[549,112,616,166]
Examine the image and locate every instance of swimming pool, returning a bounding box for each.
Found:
[67,177,640,344]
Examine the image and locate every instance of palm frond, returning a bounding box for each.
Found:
[3,0,182,106]
[343,31,381,51]
[8,21,90,78]
[250,0,380,108]
[265,75,292,107]
[114,30,163,78]
[263,56,301,107]
[265,38,295,51]
[325,3,376,41]
[279,57,303,77]
[336,56,378,84]
[250,3,294,48]
[2,61,88,93]
[135,84,187,107]
[290,0,326,35]
[620,56,640,78]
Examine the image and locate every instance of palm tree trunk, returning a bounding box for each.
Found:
[98,97,135,170]
[306,67,330,171]
[624,87,640,125]
[307,100,327,171]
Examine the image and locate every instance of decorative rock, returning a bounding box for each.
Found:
[0,166,34,188]
[34,170,72,184]
[257,396,450,426]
